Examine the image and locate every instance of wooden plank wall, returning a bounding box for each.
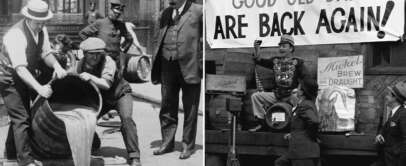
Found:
[206,42,405,134]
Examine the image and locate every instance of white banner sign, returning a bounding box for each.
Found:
[318,55,363,89]
[206,0,404,48]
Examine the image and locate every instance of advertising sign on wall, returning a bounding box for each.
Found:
[318,55,363,89]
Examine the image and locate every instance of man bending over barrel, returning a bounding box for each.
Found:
[249,35,312,132]
[73,38,141,166]
[0,0,67,165]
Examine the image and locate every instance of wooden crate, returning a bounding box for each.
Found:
[206,74,246,95]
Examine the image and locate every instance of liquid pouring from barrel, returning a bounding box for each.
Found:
[30,75,102,165]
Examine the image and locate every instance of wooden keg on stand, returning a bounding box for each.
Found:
[208,94,232,130]
[355,89,380,134]
[206,74,246,130]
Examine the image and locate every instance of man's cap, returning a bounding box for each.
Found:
[279,34,294,46]
[80,37,106,52]
[388,81,406,103]
[21,0,53,21]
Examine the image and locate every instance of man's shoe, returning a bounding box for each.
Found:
[248,124,264,132]
[179,149,193,160]
[153,146,174,155]
[129,158,141,166]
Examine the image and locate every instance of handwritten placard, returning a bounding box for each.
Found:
[318,55,363,89]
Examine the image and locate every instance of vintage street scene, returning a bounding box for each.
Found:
[0,0,203,166]
[205,0,406,166]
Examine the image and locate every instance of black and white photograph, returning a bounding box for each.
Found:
[0,0,203,165]
[205,0,406,166]
[2,0,406,166]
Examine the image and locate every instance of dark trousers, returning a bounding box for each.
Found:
[99,93,140,159]
[371,148,403,166]
[102,51,140,159]
[0,83,34,166]
[159,57,201,151]
[275,155,321,166]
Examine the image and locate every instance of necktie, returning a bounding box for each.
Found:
[174,9,180,24]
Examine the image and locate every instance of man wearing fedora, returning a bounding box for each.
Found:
[79,1,141,166]
[275,78,320,166]
[151,0,202,159]
[249,35,312,132]
[0,0,67,165]
[372,82,406,166]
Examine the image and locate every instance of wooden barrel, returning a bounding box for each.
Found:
[207,94,233,130]
[124,54,151,83]
[265,102,292,131]
[355,89,380,134]
[30,75,102,158]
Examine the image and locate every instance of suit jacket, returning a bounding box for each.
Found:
[288,100,320,159]
[379,106,406,166]
[151,2,203,84]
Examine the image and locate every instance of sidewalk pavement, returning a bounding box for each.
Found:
[130,82,204,114]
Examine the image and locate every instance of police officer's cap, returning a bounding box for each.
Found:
[80,37,106,52]
[110,0,125,7]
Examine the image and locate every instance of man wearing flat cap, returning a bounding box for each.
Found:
[151,0,203,160]
[73,37,141,166]
[0,0,67,165]
[249,35,312,132]
[78,1,141,165]
[372,82,406,166]
[275,78,320,166]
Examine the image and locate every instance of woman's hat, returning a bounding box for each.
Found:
[388,81,406,103]
[21,0,53,21]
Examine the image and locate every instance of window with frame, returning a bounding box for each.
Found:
[366,2,406,75]
[47,0,82,14]
[366,41,406,75]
